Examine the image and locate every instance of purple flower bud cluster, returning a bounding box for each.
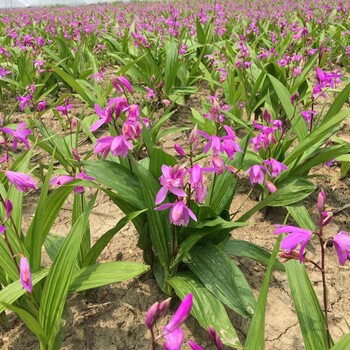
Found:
[92,76,148,160]
[274,189,350,266]
[146,293,223,350]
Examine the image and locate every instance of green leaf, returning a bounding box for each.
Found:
[135,164,173,283]
[39,194,96,347]
[0,302,48,345]
[83,209,147,266]
[245,235,282,349]
[49,65,95,107]
[224,239,285,271]
[286,203,316,231]
[184,244,255,318]
[286,260,329,350]
[323,82,350,122]
[69,262,149,293]
[83,160,144,209]
[172,220,249,268]
[284,109,350,167]
[267,73,307,141]
[168,272,241,348]
[0,269,49,314]
[44,234,66,263]
[331,333,350,350]
[149,147,177,179]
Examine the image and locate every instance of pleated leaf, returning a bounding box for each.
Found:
[331,333,350,350]
[224,239,285,271]
[83,160,144,210]
[168,272,241,348]
[184,244,255,318]
[39,194,96,346]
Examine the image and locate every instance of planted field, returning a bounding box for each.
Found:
[0,1,350,349]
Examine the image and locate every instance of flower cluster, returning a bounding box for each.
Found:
[146,293,223,350]
[92,76,149,159]
[274,189,350,265]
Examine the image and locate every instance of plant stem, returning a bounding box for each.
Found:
[230,187,253,219]
[150,328,156,350]
[317,226,331,349]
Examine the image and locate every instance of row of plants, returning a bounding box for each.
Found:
[0,0,350,349]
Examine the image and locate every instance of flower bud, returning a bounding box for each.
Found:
[145,302,159,330]
[5,199,12,219]
[174,144,186,157]
[317,189,326,214]
[265,180,277,193]
[208,326,223,350]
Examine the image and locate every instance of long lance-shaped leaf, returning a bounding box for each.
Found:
[323,82,350,122]
[330,333,350,350]
[184,244,256,319]
[49,65,95,107]
[224,239,285,271]
[0,302,48,346]
[39,193,97,346]
[237,178,316,222]
[83,209,147,266]
[245,235,282,349]
[25,151,55,272]
[168,272,241,348]
[0,269,49,314]
[267,73,307,141]
[285,260,329,350]
[283,108,350,167]
[83,159,144,209]
[286,202,316,231]
[135,164,173,275]
[69,261,149,293]
[25,184,80,272]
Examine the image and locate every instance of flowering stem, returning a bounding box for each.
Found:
[230,187,253,219]
[317,226,331,349]
[208,172,217,206]
[150,328,156,350]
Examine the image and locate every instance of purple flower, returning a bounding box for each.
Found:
[301,110,317,123]
[56,99,73,116]
[36,100,47,112]
[5,199,13,219]
[20,257,32,293]
[274,225,313,262]
[263,158,288,177]
[90,103,112,132]
[208,326,223,350]
[265,180,277,193]
[50,175,75,186]
[0,225,6,235]
[146,298,171,330]
[145,86,155,100]
[155,201,197,227]
[246,164,265,185]
[188,341,205,350]
[2,122,31,150]
[174,144,186,157]
[333,232,350,265]
[155,165,186,205]
[0,67,11,79]
[5,171,36,192]
[163,327,184,350]
[112,76,133,94]
[94,135,133,159]
[17,94,32,111]
[164,293,193,333]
